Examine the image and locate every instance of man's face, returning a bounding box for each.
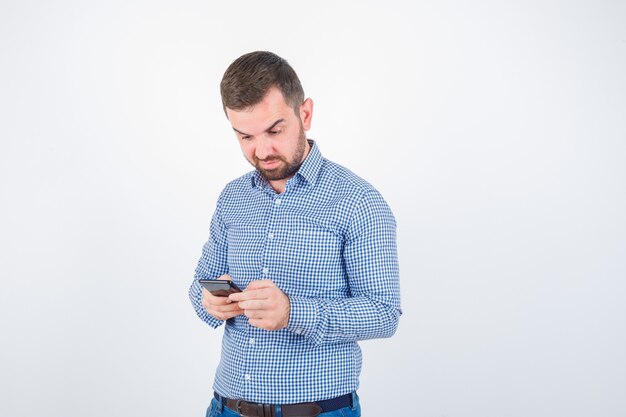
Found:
[226,87,313,186]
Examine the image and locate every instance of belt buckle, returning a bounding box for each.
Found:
[236,399,271,417]
[235,399,245,415]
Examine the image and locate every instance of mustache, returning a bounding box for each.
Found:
[255,155,284,163]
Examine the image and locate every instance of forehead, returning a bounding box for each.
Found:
[226,88,294,132]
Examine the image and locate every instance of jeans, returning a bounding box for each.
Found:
[206,393,361,417]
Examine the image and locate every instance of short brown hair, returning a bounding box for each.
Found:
[220,51,304,114]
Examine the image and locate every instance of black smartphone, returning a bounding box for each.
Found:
[199,279,242,297]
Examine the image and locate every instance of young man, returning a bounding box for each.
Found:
[189,51,401,417]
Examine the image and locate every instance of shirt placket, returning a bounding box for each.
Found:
[242,190,283,398]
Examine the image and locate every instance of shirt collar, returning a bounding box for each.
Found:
[251,140,324,191]
[296,140,323,187]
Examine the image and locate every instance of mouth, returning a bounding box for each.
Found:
[258,158,281,169]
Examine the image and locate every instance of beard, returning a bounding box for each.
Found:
[253,127,307,181]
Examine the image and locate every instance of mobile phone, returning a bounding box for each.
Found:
[199,279,242,297]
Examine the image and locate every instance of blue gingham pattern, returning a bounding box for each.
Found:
[189,141,401,404]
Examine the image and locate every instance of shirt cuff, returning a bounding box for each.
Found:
[204,314,224,329]
[287,296,318,336]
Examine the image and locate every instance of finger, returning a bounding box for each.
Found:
[203,299,239,314]
[245,279,274,290]
[229,288,268,302]
[203,299,236,314]
[204,297,244,319]
[244,309,264,320]
[248,318,281,331]
[247,318,262,328]
[248,318,267,328]
[210,308,244,321]
[237,299,267,310]
[214,302,245,313]
[217,274,232,281]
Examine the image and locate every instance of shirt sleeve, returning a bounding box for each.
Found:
[286,189,402,345]
[188,193,229,329]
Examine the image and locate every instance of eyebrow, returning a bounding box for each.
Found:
[232,119,285,137]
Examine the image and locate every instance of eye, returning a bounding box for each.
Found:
[241,135,253,141]
[269,130,281,136]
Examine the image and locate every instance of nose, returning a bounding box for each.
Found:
[255,135,273,160]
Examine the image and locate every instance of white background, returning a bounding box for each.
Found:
[1,1,625,416]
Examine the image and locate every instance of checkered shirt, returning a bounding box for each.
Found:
[189,141,401,404]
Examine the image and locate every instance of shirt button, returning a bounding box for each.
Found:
[249,338,255,345]
[244,373,251,380]
[262,268,269,275]
[268,232,274,239]
[275,199,281,205]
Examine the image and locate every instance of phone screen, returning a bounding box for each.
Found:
[199,279,242,297]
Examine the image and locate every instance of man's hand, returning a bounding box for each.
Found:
[229,279,290,331]
[201,274,244,321]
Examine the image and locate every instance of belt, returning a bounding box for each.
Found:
[214,392,353,417]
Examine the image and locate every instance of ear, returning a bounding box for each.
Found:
[299,98,314,131]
